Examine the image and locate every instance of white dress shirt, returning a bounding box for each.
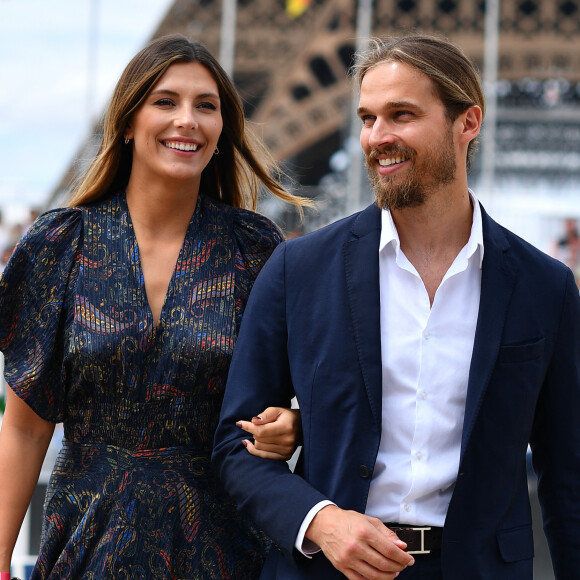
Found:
[296,192,484,553]
[365,192,483,526]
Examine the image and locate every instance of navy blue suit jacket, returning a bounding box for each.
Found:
[213,203,580,579]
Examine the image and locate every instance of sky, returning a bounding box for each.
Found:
[0,0,174,224]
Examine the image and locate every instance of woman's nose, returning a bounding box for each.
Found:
[175,107,198,129]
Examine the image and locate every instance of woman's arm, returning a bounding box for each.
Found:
[0,388,54,571]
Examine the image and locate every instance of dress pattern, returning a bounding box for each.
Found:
[0,192,282,579]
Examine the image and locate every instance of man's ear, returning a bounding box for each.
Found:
[457,105,482,144]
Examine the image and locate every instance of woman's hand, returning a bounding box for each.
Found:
[236,407,302,461]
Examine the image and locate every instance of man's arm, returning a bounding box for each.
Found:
[530,269,580,578]
[213,244,329,557]
[214,244,414,576]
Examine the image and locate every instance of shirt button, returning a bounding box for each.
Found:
[423,331,430,339]
[358,465,371,479]
[420,391,428,400]
[415,451,423,460]
[404,504,411,512]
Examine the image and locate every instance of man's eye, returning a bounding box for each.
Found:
[361,115,375,126]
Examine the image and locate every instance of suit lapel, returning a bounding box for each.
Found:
[341,204,515,451]
[343,204,383,428]
[460,206,517,458]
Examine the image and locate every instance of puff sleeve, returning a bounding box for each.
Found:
[0,208,83,422]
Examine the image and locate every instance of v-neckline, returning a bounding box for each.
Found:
[122,193,201,328]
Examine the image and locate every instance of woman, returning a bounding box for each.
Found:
[0,35,307,579]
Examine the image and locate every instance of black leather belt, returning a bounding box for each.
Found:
[384,523,443,554]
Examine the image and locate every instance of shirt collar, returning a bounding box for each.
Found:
[379,189,484,268]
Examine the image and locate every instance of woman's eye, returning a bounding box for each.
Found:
[198,101,218,111]
[154,98,174,107]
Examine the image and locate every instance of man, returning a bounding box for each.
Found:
[213,35,580,579]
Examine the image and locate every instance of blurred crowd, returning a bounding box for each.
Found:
[498,78,580,109]
[551,217,580,288]
[0,208,40,275]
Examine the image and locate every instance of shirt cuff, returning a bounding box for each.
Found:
[294,500,335,557]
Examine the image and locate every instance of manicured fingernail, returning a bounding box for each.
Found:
[236,421,242,428]
[242,439,248,447]
[253,416,263,421]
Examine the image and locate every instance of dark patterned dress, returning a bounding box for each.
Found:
[0,192,282,579]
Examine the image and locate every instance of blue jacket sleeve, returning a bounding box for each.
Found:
[529,270,580,578]
[212,242,329,559]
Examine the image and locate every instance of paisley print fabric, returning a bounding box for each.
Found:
[0,192,282,579]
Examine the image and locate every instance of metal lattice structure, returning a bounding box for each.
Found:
[49,0,580,223]
[151,0,580,174]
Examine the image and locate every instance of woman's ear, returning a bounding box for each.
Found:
[124,123,134,141]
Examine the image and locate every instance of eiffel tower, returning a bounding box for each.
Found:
[50,0,580,232]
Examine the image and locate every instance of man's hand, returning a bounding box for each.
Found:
[236,407,302,460]
[306,505,414,579]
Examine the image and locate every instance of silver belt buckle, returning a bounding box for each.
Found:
[407,526,431,555]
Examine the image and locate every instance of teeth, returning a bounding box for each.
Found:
[378,156,404,166]
[165,141,198,151]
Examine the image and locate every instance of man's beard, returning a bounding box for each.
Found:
[366,130,457,211]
